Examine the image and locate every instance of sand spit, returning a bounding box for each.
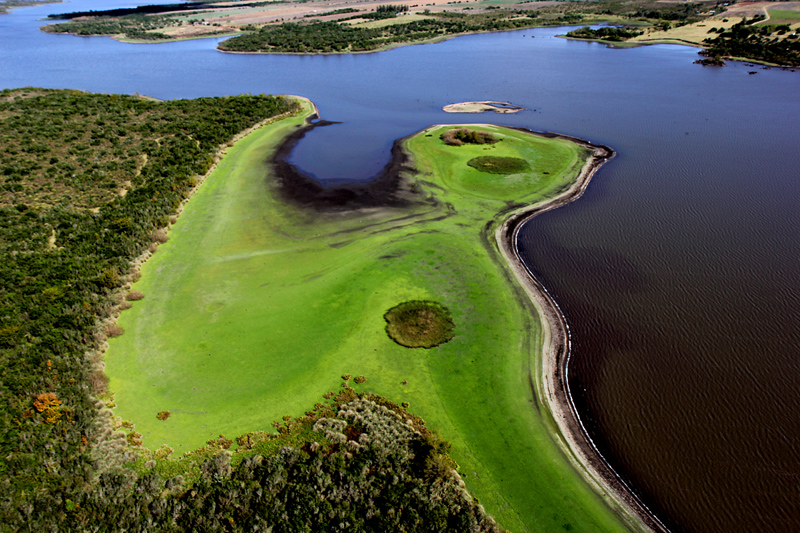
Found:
[443,101,524,113]
[495,130,670,533]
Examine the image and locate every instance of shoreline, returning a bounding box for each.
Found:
[493,131,670,533]
[271,113,668,530]
[104,103,663,530]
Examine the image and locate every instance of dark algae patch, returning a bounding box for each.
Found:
[270,118,418,210]
[384,300,455,348]
[467,156,530,175]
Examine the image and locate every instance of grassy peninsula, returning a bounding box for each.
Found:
[0,88,629,531]
[0,89,506,532]
[104,99,628,532]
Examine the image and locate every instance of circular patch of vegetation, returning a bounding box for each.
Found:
[467,156,530,175]
[384,300,455,348]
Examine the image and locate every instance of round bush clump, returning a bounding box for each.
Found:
[467,156,529,174]
[384,300,455,348]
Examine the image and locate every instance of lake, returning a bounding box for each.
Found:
[2,2,799,531]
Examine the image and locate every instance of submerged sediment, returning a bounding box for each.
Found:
[269,117,419,211]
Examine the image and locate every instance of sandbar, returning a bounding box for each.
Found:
[443,101,524,114]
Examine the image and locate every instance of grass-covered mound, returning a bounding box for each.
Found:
[384,300,455,348]
[440,127,499,146]
[56,388,504,532]
[467,156,530,175]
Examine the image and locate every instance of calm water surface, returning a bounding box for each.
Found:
[3,3,800,531]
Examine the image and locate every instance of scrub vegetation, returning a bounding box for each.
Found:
[0,88,295,530]
[218,13,541,53]
[566,26,644,42]
[0,0,58,15]
[384,300,456,348]
[699,16,800,66]
[440,127,499,146]
[564,3,800,66]
[41,0,798,64]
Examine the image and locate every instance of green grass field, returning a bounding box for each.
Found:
[106,99,628,532]
[765,8,800,24]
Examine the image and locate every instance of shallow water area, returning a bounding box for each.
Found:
[3,3,800,531]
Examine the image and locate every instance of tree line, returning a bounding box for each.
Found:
[219,13,541,54]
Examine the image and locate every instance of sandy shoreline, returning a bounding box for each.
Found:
[493,131,670,532]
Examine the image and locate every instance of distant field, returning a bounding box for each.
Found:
[629,17,744,46]
[106,101,626,532]
[349,13,434,29]
[765,8,800,23]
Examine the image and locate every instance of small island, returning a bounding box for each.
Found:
[442,101,524,114]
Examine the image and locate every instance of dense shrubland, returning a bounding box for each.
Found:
[0,0,58,15]
[0,88,500,532]
[53,389,503,532]
[42,14,180,40]
[566,25,644,42]
[440,128,500,146]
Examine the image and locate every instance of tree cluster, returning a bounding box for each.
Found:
[57,392,503,532]
[700,18,800,66]
[566,25,644,42]
[42,14,180,40]
[440,128,500,146]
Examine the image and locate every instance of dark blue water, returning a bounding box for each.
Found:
[3,3,800,531]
